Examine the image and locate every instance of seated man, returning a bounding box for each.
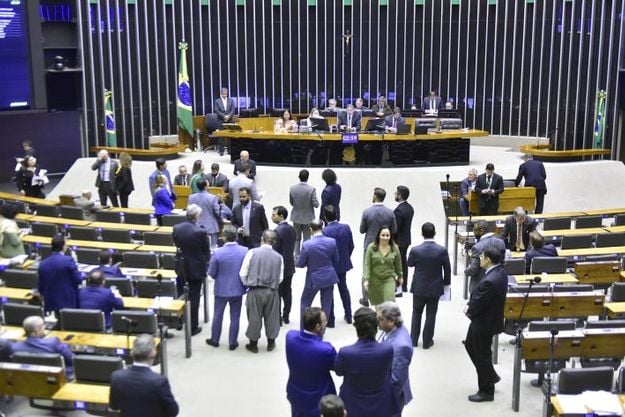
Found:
[384,107,405,132]
[459,168,478,216]
[370,95,391,118]
[73,189,98,221]
[11,315,75,378]
[499,207,537,252]
[94,250,124,277]
[325,98,341,113]
[337,104,362,132]
[79,270,124,328]
[524,231,558,273]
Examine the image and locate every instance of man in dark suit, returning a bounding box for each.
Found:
[524,231,558,273]
[233,150,257,180]
[393,186,414,294]
[515,154,547,214]
[499,207,537,251]
[384,107,405,132]
[214,88,235,155]
[93,250,124,277]
[231,187,268,248]
[322,205,354,325]
[297,220,339,325]
[464,221,506,293]
[422,90,442,112]
[337,104,362,132]
[79,270,124,328]
[110,334,179,417]
[173,204,210,336]
[407,223,451,349]
[377,302,413,417]
[370,95,392,118]
[271,206,296,324]
[335,307,399,417]
[207,163,229,190]
[464,245,508,402]
[173,165,191,186]
[38,234,83,315]
[91,149,119,207]
[286,307,337,417]
[474,163,504,215]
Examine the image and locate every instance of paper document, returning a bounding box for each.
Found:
[32,169,49,186]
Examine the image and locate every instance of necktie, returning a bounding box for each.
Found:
[347,116,351,128]
[430,99,435,110]
[487,176,492,188]
[393,118,396,128]
[182,176,186,186]
[516,223,524,251]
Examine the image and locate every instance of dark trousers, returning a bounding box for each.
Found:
[118,193,130,208]
[398,245,409,292]
[210,295,242,347]
[329,272,352,324]
[465,325,497,395]
[98,182,119,207]
[410,295,439,346]
[188,279,204,331]
[155,214,164,226]
[279,273,294,320]
[534,189,546,214]
[300,285,333,326]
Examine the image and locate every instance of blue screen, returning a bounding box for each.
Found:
[0,0,31,110]
[341,133,358,144]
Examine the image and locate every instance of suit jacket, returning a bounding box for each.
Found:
[322,221,354,273]
[337,111,362,131]
[500,215,537,251]
[515,159,547,191]
[524,244,558,273]
[296,234,339,290]
[115,166,134,195]
[79,285,124,328]
[149,169,173,197]
[38,252,83,313]
[228,175,259,202]
[370,102,392,117]
[173,173,191,186]
[474,172,504,210]
[286,330,337,416]
[189,191,222,234]
[422,96,442,110]
[384,325,413,407]
[464,234,507,289]
[152,188,174,216]
[320,183,342,222]
[207,172,229,190]
[233,158,256,180]
[91,158,119,191]
[110,365,179,417]
[273,221,296,276]
[289,182,319,224]
[12,336,74,376]
[173,220,210,281]
[460,177,475,200]
[467,264,508,335]
[214,97,235,123]
[335,339,399,417]
[231,201,268,248]
[360,204,398,249]
[393,201,414,247]
[407,241,451,297]
[384,115,406,128]
[94,264,124,278]
[208,242,248,298]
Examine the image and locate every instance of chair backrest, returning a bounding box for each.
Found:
[528,320,577,332]
[123,212,152,225]
[11,352,64,369]
[160,253,176,270]
[596,232,625,248]
[111,310,158,334]
[31,223,59,237]
[38,244,52,259]
[60,205,85,220]
[610,282,625,302]
[586,319,625,329]
[557,366,614,394]
[530,257,568,274]
[560,235,594,250]
[104,277,134,296]
[74,247,102,265]
[503,258,526,275]
[95,210,122,223]
[614,214,625,226]
[123,252,159,269]
[68,226,99,241]
[1,269,38,289]
[552,284,594,293]
[503,179,516,188]
[101,229,132,243]
[575,215,603,229]
[205,113,221,132]
[162,215,186,226]
[511,284,551,293]
[136,279,177,298]
[73,355,124,384]
[2,303,44,326]
[59,308,105,333]
[34,205,59,218]
[143,232,174,246]
[543,217,572,231]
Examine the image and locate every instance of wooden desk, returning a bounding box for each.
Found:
[173,185,191,210]
[558,246,625,258]
[582,208,625,216]
[105,207,154,214]
[136,244,177,253]
[468,187,536,215]
[52,382,110,405]
[541,227,608,237]
[22,235,140,252]
[157,226,173,233]
[0,287,36,303]
[120,267,177,279]
[28,215,92,227]
[0,191,59,206]
[15,213,35,221]
[604,302,625,318]
[0,362,66,397]
[89,221,159,232]
[551,394,625,417]
[504,291,605,319]
[121,297,185,318]
[521,329,585,360]
[604,225,625,233]
[512,273,579,284]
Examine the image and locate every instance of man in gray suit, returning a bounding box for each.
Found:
[188,179,222,250]
[91,149,119,207]
[289,169,319,257]
[359,187,397,307]
[228,163,259,203]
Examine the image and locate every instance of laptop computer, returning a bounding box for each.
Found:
[223,123,242,132]
[364,118,385,132]
[396,123,411,134]
[414,125,429,134]
[311,118,330,132]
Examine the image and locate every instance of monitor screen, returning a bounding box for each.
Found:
[0,0,31,110]
[342,133,358,144]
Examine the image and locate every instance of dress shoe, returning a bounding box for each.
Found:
[205,339,219,348]
[191,326,203,336]
[164,332,175,339]
[344,316,353,324]
[422,340,434,350]
[326,322,335,328]
[282,317,290,325]
[530,378,543,388]
[493,374,501,384]
[395,293,403,298]
[229,343,239,351]
[267,339,276,352]
[245,341,259,353]
[359,298,370,307]
[468,392,494,402]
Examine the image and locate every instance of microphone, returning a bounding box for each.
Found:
[446,173,450,182]
[550,328,559,337]
[121,316,137,327]
[156,273,163,283]
[533,276,542,284]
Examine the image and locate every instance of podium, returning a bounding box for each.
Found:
[173,185,191,210]
[468,186,536,214]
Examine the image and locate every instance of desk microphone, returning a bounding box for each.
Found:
[446,173,450,181]
[550,328,559,337]
[121,316,138,326]
[531,276,542,284]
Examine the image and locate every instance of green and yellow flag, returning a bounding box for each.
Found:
[593,90,606,149]
[177,41,193,136]
[104,90,117,147]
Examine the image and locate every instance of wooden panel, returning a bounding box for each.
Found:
[574,261,622,285]
[0,362,66,397]
[468,187,536,215]
[173,185,191,210]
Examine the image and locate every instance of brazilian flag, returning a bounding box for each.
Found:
[104,90,117,147]
[177,41,193,136]
[593,90,606,149]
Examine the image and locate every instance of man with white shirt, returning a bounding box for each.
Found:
[91,149,119,207]
[214,88,235,155]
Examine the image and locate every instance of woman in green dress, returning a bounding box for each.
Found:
[0,203,25,258]
[189,159,207,194]
[364,227,403,306]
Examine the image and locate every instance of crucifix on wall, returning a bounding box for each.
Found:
[342,30,353,56]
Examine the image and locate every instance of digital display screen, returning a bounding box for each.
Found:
[0,0,31,110]
[341,133,358,144]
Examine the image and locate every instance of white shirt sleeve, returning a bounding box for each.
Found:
[239,250,254,285]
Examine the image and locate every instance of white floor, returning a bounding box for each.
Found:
[8,137,625,417]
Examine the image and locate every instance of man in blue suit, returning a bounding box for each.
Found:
[148,158,174,198]
[286,307,337,417]
[93,250,124,277]
[377,302,413,417]
[334,307,399,417]
[464,245,508,402]
[322,205,354,325]
[38,234,83,315]
[12,315,75,378]
[384,107,406,132]
[110,334,179,417]
[189,178,223,250]
[271,206,296,325]
[79,271,124,328]
[206,225,248,351]
[407,222,451,349]
[515,154,547,214]
[296,220,339,326]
